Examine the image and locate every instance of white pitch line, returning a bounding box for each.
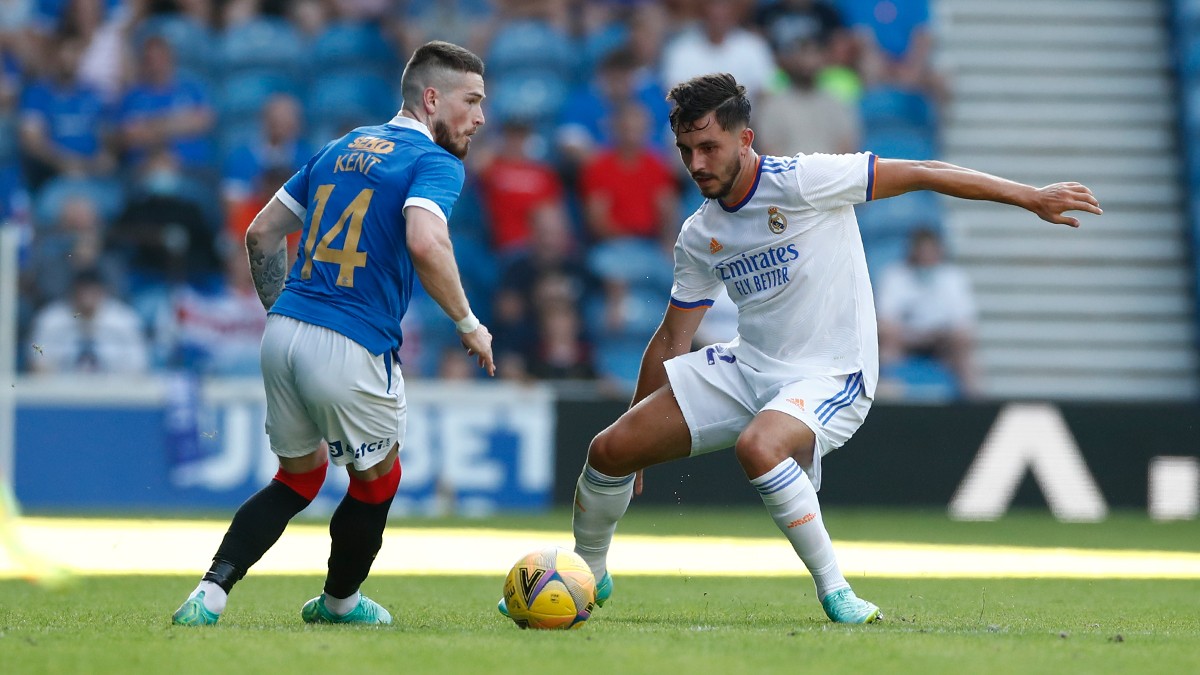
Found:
[2,518,1199,579]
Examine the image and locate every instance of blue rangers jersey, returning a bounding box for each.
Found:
[271,115,464,355]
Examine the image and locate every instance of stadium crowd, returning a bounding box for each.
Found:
[4,0,970,398]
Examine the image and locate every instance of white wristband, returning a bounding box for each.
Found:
[454,311,480,334]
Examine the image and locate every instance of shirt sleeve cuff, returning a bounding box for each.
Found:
[404,197,448,224]
[275,187,306,220]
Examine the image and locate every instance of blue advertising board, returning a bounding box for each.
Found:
[13,376,555,515]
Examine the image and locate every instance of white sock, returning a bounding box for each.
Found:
[751,458,850,601]
[191,581,227,614]
[322,590,361,616]
[572,463,634,580]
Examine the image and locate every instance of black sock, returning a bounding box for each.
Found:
[323,494,393,599]
[203,479,313,593]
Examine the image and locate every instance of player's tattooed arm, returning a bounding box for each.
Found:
[247,234,287,310]
[245,196,303,311]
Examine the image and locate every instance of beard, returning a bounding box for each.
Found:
[693,153,742,200]
[433,119,469,159]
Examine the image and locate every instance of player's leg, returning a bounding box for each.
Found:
[571,384,693,587]
[294,323,403,625]
[301,444,400,625]
[740,374,880,623]
[173,316,327,626]
[572,344,754,592]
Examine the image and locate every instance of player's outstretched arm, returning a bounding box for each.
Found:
[405,205,495,376]
[871,159,1103,227]
[246,197,303,310]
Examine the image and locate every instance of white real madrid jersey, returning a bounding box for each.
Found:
[670,152,880,397]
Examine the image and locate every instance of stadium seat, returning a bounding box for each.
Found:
[486,19,576,80]
[217,18,306,76]
[855,190,943,244]
[881,356,960,402]
[305,71,399,141]
[862,124,937,161]
[594,335,648,393]
[32,176,124,228]
[859,86,937,131]
[217,71,302,121]
[310,21,395,76]
[488,72,570,126]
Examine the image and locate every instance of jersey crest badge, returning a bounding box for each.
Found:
[709,237,724,254]
[767,206,787,234]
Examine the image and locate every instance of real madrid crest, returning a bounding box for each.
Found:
[767,206,787,234]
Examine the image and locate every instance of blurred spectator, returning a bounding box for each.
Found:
[18,35,114,190]
[221,93,312,236]
[876,227,979,398]
[25,193,122,304]
[435,344,475,381]
[107,148,220,292]
[27,267,149,374]
[843,0,944,100]
[579,101,677,246]
[117,34,215,171]
[288,0,329,39]
[557,48,670,164]
[55,0,130,103]
[159,249,266,375]
[754,0,861,103]
[755,34,861,155]
[492,203,596,364]
[476,118,567,253]
[756,0,844,50]
[661,0,775,99]
[528,299,595,380]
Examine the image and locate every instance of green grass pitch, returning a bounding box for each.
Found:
[2,508,1198,675]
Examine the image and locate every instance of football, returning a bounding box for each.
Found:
[502,546,596,629]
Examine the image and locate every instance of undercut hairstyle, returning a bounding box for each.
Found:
[666,73,751,134]
[400,40,485,109]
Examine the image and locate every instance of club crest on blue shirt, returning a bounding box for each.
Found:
[767,206,787,234]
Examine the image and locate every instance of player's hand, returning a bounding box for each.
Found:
[459,324,496,377]
[633,470,644,496]
[1029,182,1102,228]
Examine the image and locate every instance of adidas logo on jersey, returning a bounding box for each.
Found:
[787,398,805,410]
[709,237,723,254]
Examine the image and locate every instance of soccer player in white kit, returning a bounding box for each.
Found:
[535,73,1101,623]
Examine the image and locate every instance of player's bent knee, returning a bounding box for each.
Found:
[586,429,635,477]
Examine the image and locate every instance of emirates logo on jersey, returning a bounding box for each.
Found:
[767,206,787,234]
[709,237,724,254]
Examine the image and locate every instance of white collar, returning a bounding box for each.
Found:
[386,113,433,141]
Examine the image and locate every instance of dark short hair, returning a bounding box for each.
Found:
[401,40,485,108]
[666,73,751,134]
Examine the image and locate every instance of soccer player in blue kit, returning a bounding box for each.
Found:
[173,41,494,626]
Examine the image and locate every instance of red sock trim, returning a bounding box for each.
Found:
[274,461,328,501]
[347,459,401,505]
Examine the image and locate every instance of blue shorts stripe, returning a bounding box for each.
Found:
[818,373,864,424]
[815,373,858,417]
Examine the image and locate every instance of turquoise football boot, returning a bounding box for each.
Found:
[498,571,612,617]
[302,593,392,625]
[172,591,221,626]
[820,588,882,624]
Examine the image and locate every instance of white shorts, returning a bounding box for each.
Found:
[663,343,872,491]
[261,314,405,471]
